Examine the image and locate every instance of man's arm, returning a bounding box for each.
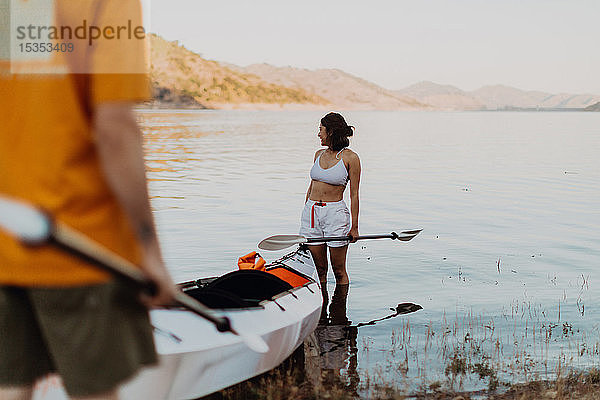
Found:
[93,102,176,306]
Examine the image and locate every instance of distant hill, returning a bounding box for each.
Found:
[393,81,483,110]
[538,93,600,109]
[470,85,600,109]
[149,34,328,109]
[395,82,600,111]
[230,63,428,110]
[470,85,549,109]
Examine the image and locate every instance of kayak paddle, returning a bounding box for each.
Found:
[258,230,422,251]
[0,195,269,354]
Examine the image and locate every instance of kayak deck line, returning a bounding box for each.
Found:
[152,325,183,343]
[270,281,320,302]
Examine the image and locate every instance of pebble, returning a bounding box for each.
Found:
[544,390,557,399]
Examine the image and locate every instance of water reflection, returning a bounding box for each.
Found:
[303,284,423,396]
[355,302,423,328]
[207,283,423,399]
[305,284,359,395]
[139,112,222,177]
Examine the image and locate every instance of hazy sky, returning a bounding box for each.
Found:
[149,0,600,94]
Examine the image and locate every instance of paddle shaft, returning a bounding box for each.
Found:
[305,233,397,244]
[52,223,232,332]
[258,230,422,250]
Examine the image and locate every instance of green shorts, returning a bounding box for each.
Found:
[0,281,157,397]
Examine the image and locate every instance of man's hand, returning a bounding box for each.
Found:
[139,244,177,307]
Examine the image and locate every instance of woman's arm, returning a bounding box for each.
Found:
[347,152,361,242]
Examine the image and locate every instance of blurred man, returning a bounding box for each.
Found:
[0,1,176,398]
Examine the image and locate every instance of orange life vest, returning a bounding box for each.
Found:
[237,251,266,271]
[237,251,310,288]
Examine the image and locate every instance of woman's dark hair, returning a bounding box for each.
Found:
[321,112,354,151]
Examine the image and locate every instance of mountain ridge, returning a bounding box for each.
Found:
[230,63,428,110]
[394,81,600,110]
[149,34,329,109]
[148,34,599,111]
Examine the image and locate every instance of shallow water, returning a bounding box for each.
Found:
[138,109,600,392]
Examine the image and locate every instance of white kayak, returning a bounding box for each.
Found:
[33,247,322,400]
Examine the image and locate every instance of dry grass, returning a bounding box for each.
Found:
[205,368,600,400]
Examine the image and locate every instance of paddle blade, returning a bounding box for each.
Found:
[258,235,307,251]
[400,229,423,235]
[395,229,422,241]
[0,195,52,245]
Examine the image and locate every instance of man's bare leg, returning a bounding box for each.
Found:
[72,389,118,400]
[0,386,33,400]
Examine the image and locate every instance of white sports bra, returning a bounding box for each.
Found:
[310,149,349,186]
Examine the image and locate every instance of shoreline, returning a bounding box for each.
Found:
[136,102,597,112]
[205,350,600,400]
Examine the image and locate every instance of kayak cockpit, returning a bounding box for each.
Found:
[177,248,317,310]
[180,269,293,309]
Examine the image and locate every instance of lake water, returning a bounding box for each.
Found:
[138,109,600,393]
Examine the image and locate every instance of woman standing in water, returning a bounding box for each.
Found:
[300,112,361,285]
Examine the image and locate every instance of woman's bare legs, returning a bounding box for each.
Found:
[308,244,329,284]
[329,245,349,285]
[309,244,350,284]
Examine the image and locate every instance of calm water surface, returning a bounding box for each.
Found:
[138,110,600,391]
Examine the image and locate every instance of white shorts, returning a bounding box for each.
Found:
[299,199,351,247]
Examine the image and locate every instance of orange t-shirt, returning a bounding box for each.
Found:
[0,0,150,286]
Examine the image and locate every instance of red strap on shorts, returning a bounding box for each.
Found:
[311,201,326,228]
